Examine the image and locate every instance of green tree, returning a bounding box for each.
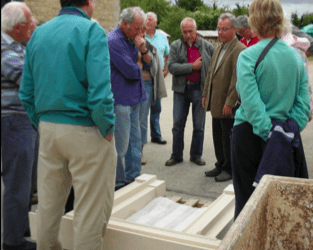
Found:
[231,3,249,17]
[175,0,204,12]
[121,0,171,24]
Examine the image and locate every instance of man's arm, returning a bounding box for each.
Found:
[163,55,169,78]
[86,24,116,138]
[1,46,24,85]
[19,45,39,128]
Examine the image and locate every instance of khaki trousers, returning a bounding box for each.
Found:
[36,122,116,250]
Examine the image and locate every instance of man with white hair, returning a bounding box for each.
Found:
[145,12,169,147]
[166,17,214,167]
[108,7,152,191]
[1,2,37,249]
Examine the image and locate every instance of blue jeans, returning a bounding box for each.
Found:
[114,104,141,188]
[140,81,153,146]
[1,114,37,246]
[171,84,206,159]
[150,97,162,139]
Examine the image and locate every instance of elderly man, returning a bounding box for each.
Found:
[19,0,116,249]
[202,13,246,182]
[108,7,152,190]
[166,17,215,166]
[1,2,37,250]
[145,12,170,146]
[237,14,259,47]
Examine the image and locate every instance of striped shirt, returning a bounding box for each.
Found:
[1,31,27,116]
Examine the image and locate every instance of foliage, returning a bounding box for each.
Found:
[291,12,313,28]
[121,0,171,24]
[175,0,204,12]
[231,3,249,17]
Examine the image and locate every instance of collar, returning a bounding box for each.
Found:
[222,37,236,49]
[58,7,90,19]
[1,31,17,45]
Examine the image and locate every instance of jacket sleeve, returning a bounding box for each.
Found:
[86,24,115,137]
[168,41,193,76]
[289,62,310,130]
[236,51,272,141]
[19,42,39,128]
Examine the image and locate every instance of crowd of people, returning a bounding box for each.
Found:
[1,0,312,249]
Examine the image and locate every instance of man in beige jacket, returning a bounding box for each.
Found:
[202,13,245,182]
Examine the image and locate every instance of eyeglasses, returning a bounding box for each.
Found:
[217,27,233,32]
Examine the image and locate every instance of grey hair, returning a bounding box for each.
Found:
[118,7,146,26]
[1,2,28,32]
[219,13,237,27]
[236,15,249,29]
[282,11,292,34]
[146,12,157,21]
[180,17,197,30]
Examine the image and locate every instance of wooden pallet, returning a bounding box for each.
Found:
[29,174,235,250]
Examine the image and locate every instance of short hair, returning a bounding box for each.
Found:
[118,7,146,26]
[1,2,28,32]
[219,13,237,27]
[249,0,284,38]
[180,17,197,30]
[60,0,88,7]
[237,15,249,29]
[146,12,157,22]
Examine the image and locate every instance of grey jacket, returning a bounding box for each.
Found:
[146,40,167,101]
[168,37,215,93]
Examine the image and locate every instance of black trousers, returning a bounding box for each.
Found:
[231,122,265,219]
[212,118,234,174]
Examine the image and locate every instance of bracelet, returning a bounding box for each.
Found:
[141,49,149,55]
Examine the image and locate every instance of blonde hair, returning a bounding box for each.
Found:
[249,0,284,38]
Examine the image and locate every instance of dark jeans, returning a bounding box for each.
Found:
[171,84,205,159]
[150,97,162,139]
[1,114,37,245]
[212,118,234,174]
[231,122,266,219]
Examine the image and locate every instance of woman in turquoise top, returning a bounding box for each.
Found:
[232,0,310,219]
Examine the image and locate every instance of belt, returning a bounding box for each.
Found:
[186,80,199,85]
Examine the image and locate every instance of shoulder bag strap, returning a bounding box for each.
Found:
[254,37,279,73]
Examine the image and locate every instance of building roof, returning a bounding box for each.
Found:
[197,30,218,38]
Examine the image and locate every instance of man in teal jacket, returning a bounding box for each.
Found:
[19,0,116,249]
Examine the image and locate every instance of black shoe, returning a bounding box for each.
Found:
[24,228,31,237]
[151,137,167,145]
[190,157,206,166]
[115,184,125,191]
[3,241,36,250]
[165,158,183,166]
[205,167,221,177]
[214,171,232,182]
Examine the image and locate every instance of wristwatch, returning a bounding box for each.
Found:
[141,49,149,55]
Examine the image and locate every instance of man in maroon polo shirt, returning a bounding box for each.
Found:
[237,15,259,47]
[165,17,215,166]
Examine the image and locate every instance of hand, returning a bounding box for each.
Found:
[134,36,146,53]
[222,105,232,117]
[105,133,113,142]
[192,57,202,70]
[163,69,169,78]
[202,97,207,108]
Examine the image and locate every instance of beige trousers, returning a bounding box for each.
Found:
[36,122,116,250]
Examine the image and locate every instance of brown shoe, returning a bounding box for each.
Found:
[190,157,206,165]
[165,158,183,166]
[205,167,221,177]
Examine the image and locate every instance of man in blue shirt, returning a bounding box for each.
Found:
[1,2,37,249]
[19,0,116,248]
[145,12,170,145]
[108,7,152,190]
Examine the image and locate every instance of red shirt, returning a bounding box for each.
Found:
[240,36,260,47]
[186,43,201,83]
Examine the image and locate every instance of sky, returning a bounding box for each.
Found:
[171,0,313,17]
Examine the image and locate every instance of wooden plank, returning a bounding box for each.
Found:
[184,199,200,207]
[171,196,183,203]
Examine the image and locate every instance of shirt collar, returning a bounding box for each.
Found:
[58,7,90,20]
[1,31,17,45]
[222,37,236,49]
